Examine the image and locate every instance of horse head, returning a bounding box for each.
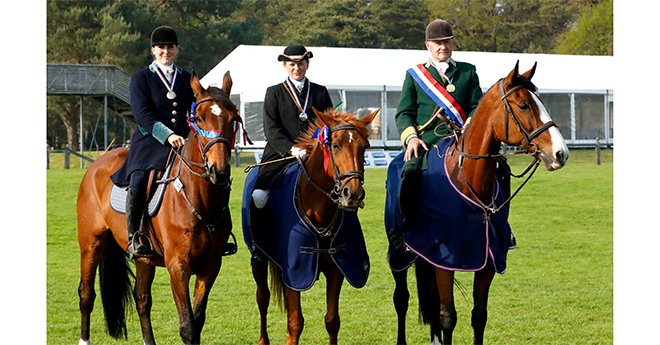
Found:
[189,71,238,186]
[297,108,378,210]
[488,61,569,171]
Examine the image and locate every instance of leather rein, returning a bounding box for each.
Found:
[439,79,558,214]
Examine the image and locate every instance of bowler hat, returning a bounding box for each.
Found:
[425,19,453,41]
[278,45,313,62]
[151,26,178,47]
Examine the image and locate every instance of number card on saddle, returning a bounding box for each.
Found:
[385,136,512,273]
[242,163,370,291]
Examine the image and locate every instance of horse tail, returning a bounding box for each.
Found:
[269,261,286,311]
[99,234,135,339]
[415,260,440,325]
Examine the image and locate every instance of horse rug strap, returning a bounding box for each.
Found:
[241,162,370,291]
[385,136,512,273]
[109,156,175,217]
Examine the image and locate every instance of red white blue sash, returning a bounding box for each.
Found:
[407,64,466,127]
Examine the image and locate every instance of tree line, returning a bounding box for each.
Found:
[47,0,612,151]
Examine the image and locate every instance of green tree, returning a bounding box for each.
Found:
[426,0,592,54]
[554,0,613,55]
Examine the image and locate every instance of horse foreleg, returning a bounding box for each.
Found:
[134,261,156,345]
[436,268,457,345]
[252,265,271,345]
[391,269,410,345]
[191,257,222,342]
[285,288,304,345]
[471,262,495,345]
[167,260,196,345]
[324,265,344,345]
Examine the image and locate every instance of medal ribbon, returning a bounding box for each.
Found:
[311,126,331,171]
[408,63,466,127]
[152,62,178,95]
[283,78,310,117]
[429,59,454,86]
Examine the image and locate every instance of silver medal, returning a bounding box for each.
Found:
[167,91,177,99]
[299,112,308,121]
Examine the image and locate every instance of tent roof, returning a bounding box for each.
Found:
[201,45,614,96]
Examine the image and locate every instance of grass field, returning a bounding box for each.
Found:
[47,149,613,344]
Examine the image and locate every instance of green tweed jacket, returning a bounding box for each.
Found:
[395,59,483,170]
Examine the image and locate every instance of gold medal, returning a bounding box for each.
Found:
[447,84,456,93]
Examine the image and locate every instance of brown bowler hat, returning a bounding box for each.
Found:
[425,19,453,41]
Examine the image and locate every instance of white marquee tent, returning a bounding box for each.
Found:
[201,45,614,150]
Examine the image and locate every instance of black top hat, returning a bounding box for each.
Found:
[425,19,453,41]
[151,26,178,47]
[277,45,313,62]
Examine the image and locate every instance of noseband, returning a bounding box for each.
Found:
[298,123,367,206]
[442,79,559,214]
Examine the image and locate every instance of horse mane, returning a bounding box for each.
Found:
[293,109,370,159]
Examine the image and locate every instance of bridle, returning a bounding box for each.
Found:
[439,79,558,214]
[297,123,368,207]
[157,96,244,249]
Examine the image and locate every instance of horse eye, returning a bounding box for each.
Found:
[332,142,340,151]
[519,102,530,110]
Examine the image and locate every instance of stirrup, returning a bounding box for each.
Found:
[222,232,238,256]
[128,232,154,259]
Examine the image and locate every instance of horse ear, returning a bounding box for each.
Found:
[313,107,335,127]
[504,60,521,87]
[190,70,205,99]
[522,61,537,81]
[221,71,233,95]
[360,109,380,126]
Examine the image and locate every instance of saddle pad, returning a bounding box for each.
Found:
[109,159,174,217]
[110,182,167,217]
[242,163,370,291]
[385,136,512,274]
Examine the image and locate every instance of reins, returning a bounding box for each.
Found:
[156,97,236,242]
[437,78,558,214]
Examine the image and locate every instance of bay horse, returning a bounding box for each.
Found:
[242,108,378,345]
[77,71,240,345]
[386,62,569,344]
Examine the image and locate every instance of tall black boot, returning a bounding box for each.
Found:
[126,187,153,259]
[249,200,269,267]
[399,165,422,236]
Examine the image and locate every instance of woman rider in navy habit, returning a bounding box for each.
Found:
[110,26,195,259]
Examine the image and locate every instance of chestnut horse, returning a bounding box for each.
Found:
[242,108,378,345]
[77,71,240,345]
[386,62,569,344]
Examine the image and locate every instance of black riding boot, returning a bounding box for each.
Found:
[126,187,153,259]
[249,200,269,267]
[391,165,422,252]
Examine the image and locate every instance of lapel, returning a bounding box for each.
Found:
[445,63,457,83]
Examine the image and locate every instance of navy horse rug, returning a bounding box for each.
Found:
[385,136,512,274]
[242,162,370,291]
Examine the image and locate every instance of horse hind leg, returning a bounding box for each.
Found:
[252,264,271,345]
[391,269,410,345]
[78,231,106,345]
[435,267,457,345]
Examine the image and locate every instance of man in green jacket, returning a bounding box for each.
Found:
[395,19,483,236]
